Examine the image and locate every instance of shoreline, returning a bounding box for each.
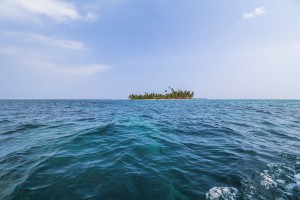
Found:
[129,99,194,100]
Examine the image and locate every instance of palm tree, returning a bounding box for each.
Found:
[128,87,194,100]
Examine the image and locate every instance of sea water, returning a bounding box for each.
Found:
[0,100,299,200]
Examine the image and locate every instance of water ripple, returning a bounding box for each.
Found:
[0,100,299,199]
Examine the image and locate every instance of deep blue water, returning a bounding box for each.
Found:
[0,100,300,200]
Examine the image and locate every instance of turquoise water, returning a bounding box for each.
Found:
[0,100,300,200]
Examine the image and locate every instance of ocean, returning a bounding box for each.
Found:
[0,100,299,200]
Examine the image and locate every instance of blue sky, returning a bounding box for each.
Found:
[0,0,300,99]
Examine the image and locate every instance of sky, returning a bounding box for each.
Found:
[0,0,300,99]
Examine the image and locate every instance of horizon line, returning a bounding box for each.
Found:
[0,98,299,100]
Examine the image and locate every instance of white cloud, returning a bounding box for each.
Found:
[1,32,85,50]
[0,30,109,76]
[57,65,109,75]
[0,46,110,76]
[243,7,266,19]
[0,47,18,54]
[0,0,96,23]
[26,58,110,76]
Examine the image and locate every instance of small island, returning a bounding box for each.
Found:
[128,87,194,100]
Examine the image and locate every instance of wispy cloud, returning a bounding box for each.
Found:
[0,47,18,54]
[58,65,109,75]
[243,7,266,19]
[0,47,109,76]
[0,0,96,23]
[25,58,110,76]
[1,32,85,50]
[0,28,110,77]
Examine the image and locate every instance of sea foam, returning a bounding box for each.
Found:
[205,187,238,200]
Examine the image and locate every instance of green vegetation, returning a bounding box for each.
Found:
[128,87,194,100]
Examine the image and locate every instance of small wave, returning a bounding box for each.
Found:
[0,119,12,124]
[79,123,115,136]
[2,123,45,135]
[206,187,238,200]
[18,123,45,130]
[252,108,272,115]
[75,117,96,122]
[241,155,300,199]
[208,154,300,199]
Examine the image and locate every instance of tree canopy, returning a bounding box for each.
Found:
[128,87,194,100]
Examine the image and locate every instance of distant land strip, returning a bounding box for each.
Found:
[128,87,194,100]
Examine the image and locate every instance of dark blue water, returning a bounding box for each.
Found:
[0,100,300,200]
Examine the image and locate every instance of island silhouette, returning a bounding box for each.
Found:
[128,87,194,100]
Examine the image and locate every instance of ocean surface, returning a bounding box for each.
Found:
[0,100,300,200]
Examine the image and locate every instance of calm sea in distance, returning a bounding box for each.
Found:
[0,100,299,200]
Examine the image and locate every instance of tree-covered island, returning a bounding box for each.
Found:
[128,87,194,100]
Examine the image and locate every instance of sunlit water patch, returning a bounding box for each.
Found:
[0,100,299,200]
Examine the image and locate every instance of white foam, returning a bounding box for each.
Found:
[241,159,300,199]
[206,187,238,200]
[260,172,277,189]
[294,173,300,182]
[286,183,298,192]
[276,179,285,184]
